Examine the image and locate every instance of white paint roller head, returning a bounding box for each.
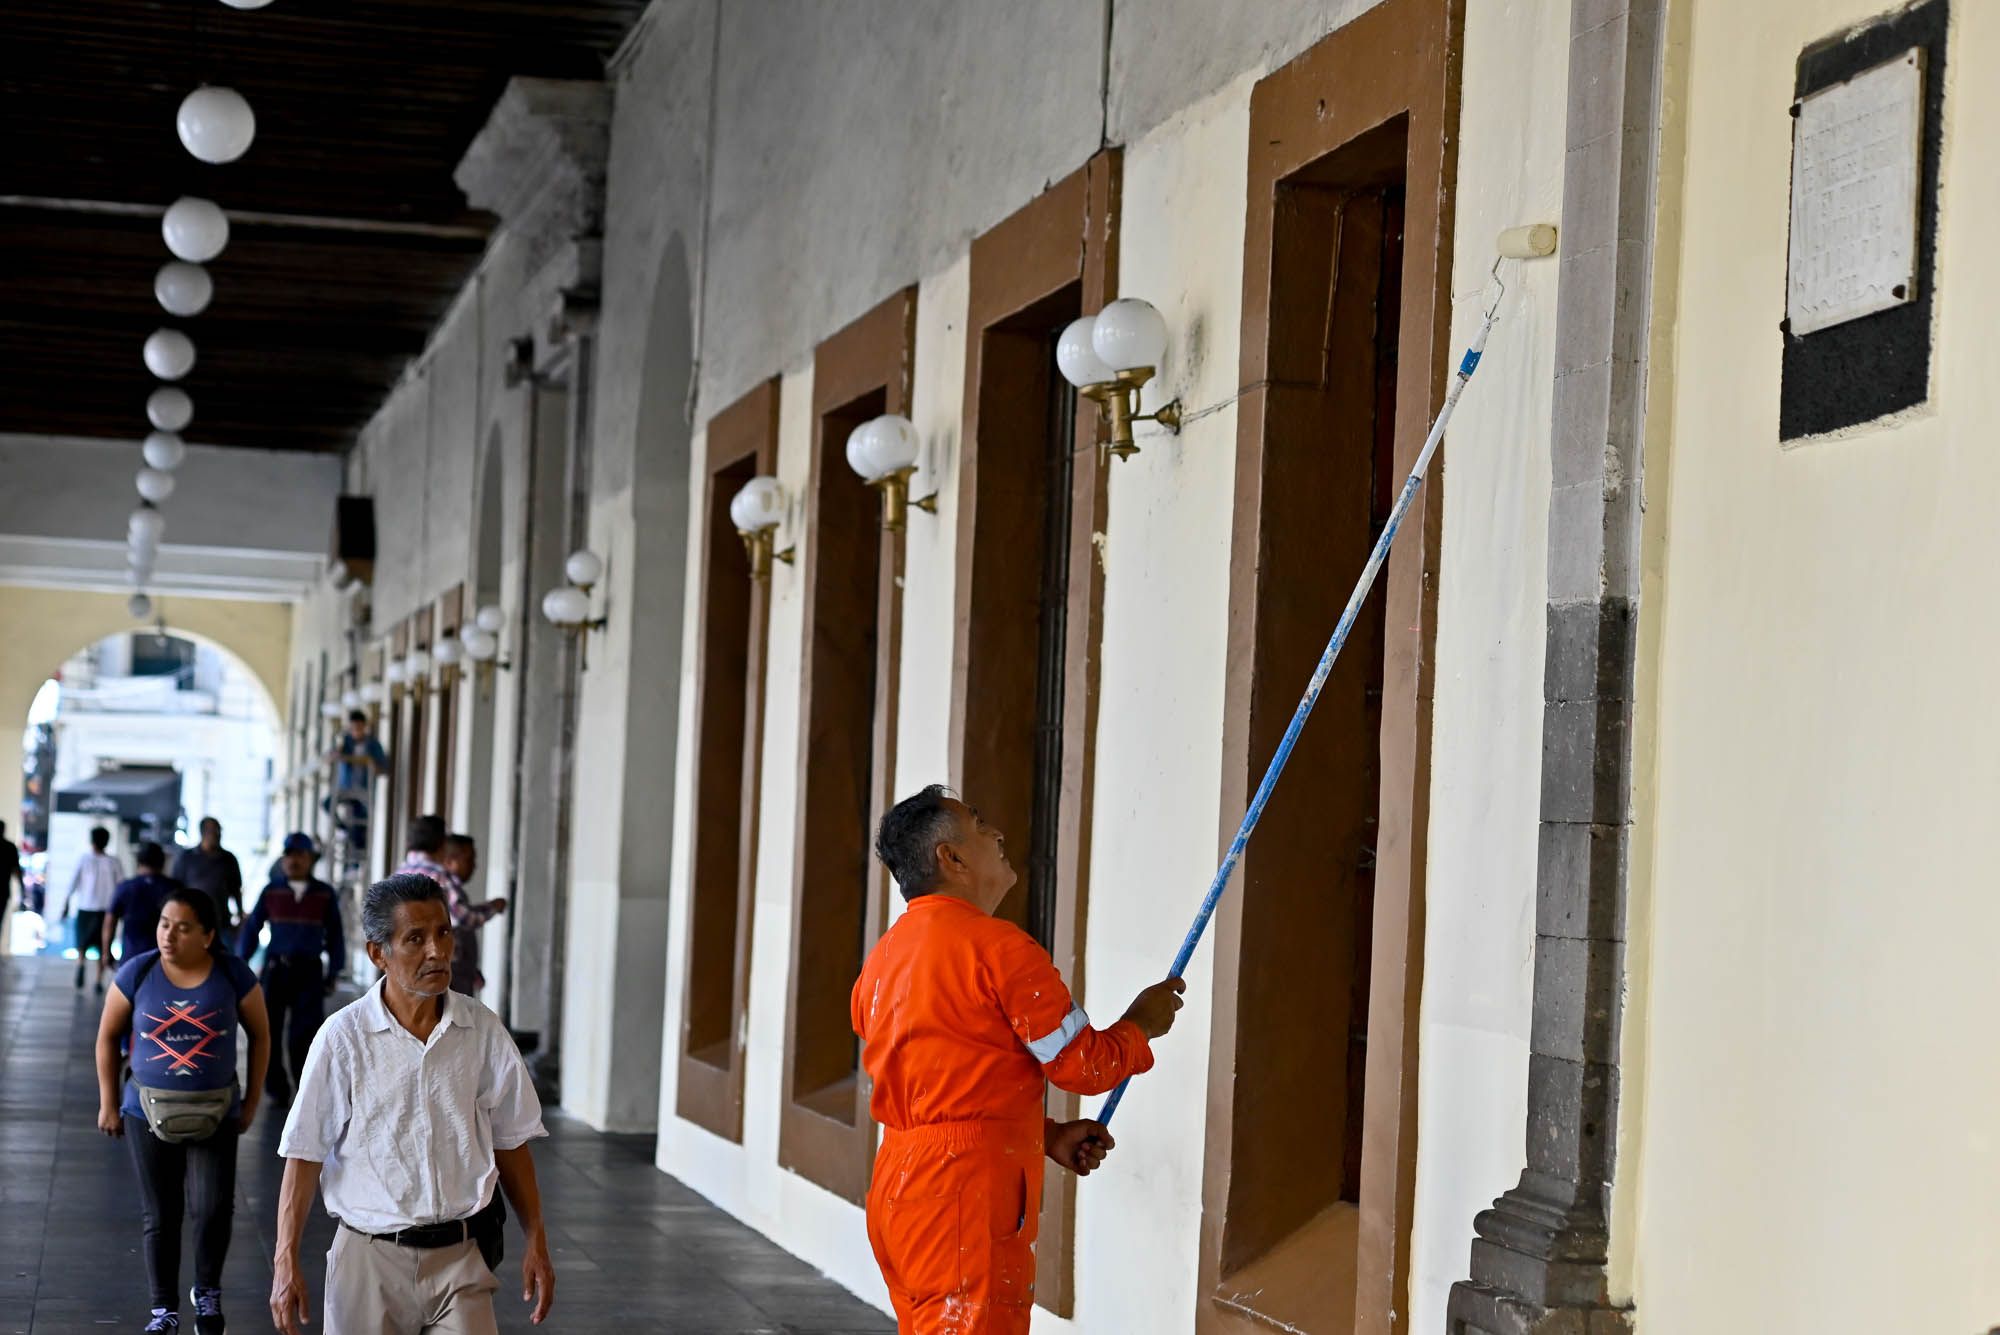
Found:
[1496,223,1559,260]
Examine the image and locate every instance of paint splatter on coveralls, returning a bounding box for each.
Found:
[853,894,1153,1334]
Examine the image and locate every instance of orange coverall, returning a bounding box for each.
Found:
[852,894,1154,1334]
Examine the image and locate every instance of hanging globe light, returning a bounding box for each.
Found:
[162,197,229,263]
[143,329,196,380]
[128,593,155,621]
[129,504,167,544]
[154,262,213,318]
[142,432,186,471]
[219,0,275,7]
[176,86,257,164]
[147,387,193,432]
[136,467,177,503]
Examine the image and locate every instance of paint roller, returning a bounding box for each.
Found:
[1094,224,1560,1129]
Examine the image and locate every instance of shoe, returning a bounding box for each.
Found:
[190,1286,224,1335]
[142,1309,179,1332]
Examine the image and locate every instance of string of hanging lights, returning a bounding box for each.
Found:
[126,0,276,620]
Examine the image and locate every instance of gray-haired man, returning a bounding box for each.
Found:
[270,873,555,1334]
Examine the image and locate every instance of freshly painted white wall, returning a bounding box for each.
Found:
[1406,0,1570,1328]
[1626,0,2000,1331]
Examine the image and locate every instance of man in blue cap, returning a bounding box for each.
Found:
[239,833,344,1105]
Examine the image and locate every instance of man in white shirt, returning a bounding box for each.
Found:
[59,826,120,991]
[270,872,555,1335]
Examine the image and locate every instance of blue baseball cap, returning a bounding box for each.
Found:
[281,832,317,855]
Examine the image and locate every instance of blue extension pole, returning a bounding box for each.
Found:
[1095,281,1508,1128]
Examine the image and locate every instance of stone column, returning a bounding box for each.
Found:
[455,79,610,1092]
[1447,2,1664,1332]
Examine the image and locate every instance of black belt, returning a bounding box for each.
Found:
[347,1198,499,1249]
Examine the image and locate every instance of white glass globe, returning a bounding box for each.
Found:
[162,197,229,263]
[1056,315,1116,388]
[405,649,431,678]
[154,262,213,318]
[359,682,385,705]
[433,635,464,667]
[142,431,186,471]
[177,86,257,164]
[128,593,155,621]
[474,604,506,634]
[729,476,786,532]
[136,467,176,503]
[845,414,921,481]
[872,415,921,474]
[1091,298,1169,373]
[147,387,193,432]
[144,329,196,381]
[384,661,407,686]
[564,550,604,587]
[844,418,885,480]
[542,586,590,626]
[130,504,167,543]
[461,628,499,662]
[127,544,155,571]
[319,700,344,720]
[340,688,362,712]
[220,0,275,7]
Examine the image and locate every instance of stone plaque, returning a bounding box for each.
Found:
[1786,48,1924,336]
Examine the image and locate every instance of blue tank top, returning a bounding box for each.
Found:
[116,950,258,1119]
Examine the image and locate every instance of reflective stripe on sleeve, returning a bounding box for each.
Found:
[1023,1004,1089,1064]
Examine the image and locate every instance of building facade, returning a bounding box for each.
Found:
[273,0,1997,1331]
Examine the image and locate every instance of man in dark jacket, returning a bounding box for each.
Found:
[172,817,245,938]
[238,832,344,1104]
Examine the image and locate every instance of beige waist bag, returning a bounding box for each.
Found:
[134,1083,235,1143]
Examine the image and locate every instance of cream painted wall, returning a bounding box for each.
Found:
[0,585,292,833]
[1628,0,2000,1331]
[1406,0,1570,1328]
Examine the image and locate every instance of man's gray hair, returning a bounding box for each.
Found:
[361,872,447,947]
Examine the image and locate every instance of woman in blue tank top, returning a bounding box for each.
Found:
[94,885,272,1335]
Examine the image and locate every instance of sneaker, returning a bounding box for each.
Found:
[190,1287,224,1335]
[143,1310,179,1333]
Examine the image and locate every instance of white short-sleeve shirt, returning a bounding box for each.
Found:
[278,980,546,1234]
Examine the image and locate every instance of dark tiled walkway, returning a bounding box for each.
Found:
[0,955,892,1335]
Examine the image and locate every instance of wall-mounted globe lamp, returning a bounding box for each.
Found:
[729,476,793,581]
[128,593,155,621]
[462,605,513,680]
[844,414,934,532]
[541,551,608,670]
[319,700,345,721]
[432,633,465,693]
[1056,298,1182,463]
[162,197,229,263]
[358,681,385,708]
[177,86,257,164]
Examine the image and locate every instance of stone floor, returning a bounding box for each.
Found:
[0,954,893,1335]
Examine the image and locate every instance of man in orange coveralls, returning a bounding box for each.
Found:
[853,784,1185,1334]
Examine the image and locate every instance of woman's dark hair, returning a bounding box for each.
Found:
[362,872,446,947]
[161,884,223,953]
[874,785,960,901]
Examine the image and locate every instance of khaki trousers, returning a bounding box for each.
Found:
[326,1226,499,1335]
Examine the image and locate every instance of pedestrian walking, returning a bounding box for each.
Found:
[438,834,504,998]
[237,833,343,1105]
[61,826,121,990]
[95,885,272,1334]
[171,819,245,940]
[107,842,177,964]
[270,872,553,1335]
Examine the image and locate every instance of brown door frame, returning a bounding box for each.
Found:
[434,585,463,820]
[1200,2,1462,1332]
[946,150,1119,1318]
[677,376,781,1144]
[778,288,918,1205]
